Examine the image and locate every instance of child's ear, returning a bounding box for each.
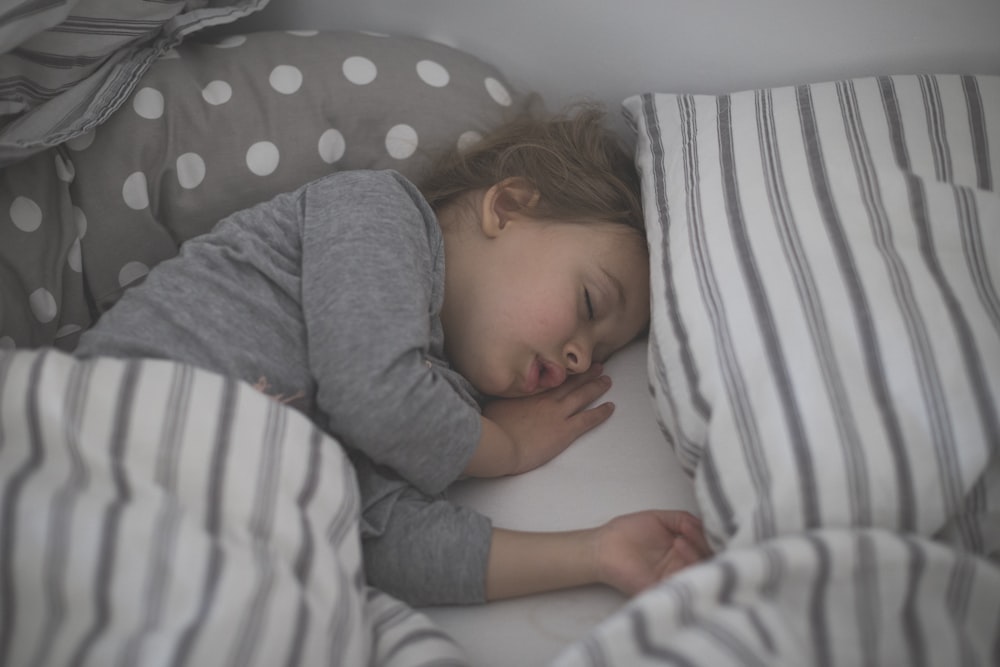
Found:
[481,177,540,237]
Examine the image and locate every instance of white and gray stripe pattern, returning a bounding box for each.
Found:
[553,528,1000,667]
[0,349,469,667]
[625,75,1000,557]
[0,0,267,167]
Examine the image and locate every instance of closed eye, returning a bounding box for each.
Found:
[584,287,595,321]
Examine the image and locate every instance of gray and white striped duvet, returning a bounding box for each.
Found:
[0,349,468,667]
[2,353,996,667]
[553,528,1000,666]
[610,74,999,665]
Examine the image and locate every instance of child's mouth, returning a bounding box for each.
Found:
[524,357,567,394]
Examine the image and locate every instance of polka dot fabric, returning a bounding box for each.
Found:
[0,30,529,349]
[0,146,91,349]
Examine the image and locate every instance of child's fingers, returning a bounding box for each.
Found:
[564,400,615,437]
[561,373,613,415]
[669,512,713,557]
[651,510,699,535]
[682,520,714,558]
[651,511,713,559]
[547,362,604,399]
[663,537,703,575]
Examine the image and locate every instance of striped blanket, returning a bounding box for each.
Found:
[553,529,1000,666]
[0,349,467,667]
[3,349,999,666]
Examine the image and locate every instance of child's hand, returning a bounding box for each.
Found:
[481,364,614,474]
[594,510,712,596]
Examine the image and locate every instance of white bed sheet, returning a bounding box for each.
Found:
[422,338,699,667]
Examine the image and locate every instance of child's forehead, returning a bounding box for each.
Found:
[578,221,648,256]
[568,225,650,282]
[524,218,648,268]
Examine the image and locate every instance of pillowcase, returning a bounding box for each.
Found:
[0,0,267,167]
[624,74,1000,556]
[0,145,89,350]
[0,30,530,350]
[67,29,530,315]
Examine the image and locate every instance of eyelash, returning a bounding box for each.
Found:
[584,288,595,321]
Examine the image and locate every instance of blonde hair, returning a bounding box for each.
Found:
[418,104,644,237]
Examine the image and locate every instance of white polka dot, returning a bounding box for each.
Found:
[68,238,82,272]
[55,324,82,339]
[54,153,75,182]
[202,80,232,105]
[122,172,150,210]
[457,130,483,151]
[118,261,150,287]
[10,196,42,232]
[287,29,318,36]
[246,141,280,176]
[74,206,88,238]
[133,87,165,119]
[385,124,418,160]
[485,77,512,106]
[0,336,14,350]
[342,56,377,85]
[318,129,346,164]
[29,288,57,323]
[416,60,450,87]
[65,130,95,152]
[176,153,206,189]
[214,35,246,48]
[270,65,303,94]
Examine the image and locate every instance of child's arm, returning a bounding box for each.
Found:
[484,510,712,600]
[463,364,614,478]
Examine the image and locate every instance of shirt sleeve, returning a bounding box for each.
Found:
[359,478,492,606]
[299,171,482,496]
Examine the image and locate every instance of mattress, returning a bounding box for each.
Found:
[423,339,700,666]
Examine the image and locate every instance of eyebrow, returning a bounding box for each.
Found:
[601,267,626,309]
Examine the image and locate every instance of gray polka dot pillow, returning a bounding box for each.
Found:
[0,30,530,350]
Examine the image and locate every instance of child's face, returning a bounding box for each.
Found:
[443,218,650,398]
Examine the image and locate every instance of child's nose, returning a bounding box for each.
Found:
[564,341,592,374]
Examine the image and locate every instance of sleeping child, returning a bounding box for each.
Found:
[74,104,711,606]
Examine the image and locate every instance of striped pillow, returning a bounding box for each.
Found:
[624,74,1000,555]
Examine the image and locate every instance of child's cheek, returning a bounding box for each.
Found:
[527,304,577,341]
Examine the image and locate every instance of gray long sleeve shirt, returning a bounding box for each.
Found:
[76,170,492,605]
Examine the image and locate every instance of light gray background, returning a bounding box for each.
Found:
[237,0,1000,124]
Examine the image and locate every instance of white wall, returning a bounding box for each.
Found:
[236,0,1000,116]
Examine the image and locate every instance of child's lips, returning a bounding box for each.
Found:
[523,357,567,394]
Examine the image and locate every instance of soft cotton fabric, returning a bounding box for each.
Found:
[0,30,529,353]
[0,348,471,666]
[76,169,493,605]
[624,75,1000,555]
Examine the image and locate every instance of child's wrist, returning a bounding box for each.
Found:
[466,416,521,477]
[581,527,604,586]
[490,417,522,475]
[590,522,625,591]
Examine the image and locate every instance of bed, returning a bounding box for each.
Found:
[1,1,999,666]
